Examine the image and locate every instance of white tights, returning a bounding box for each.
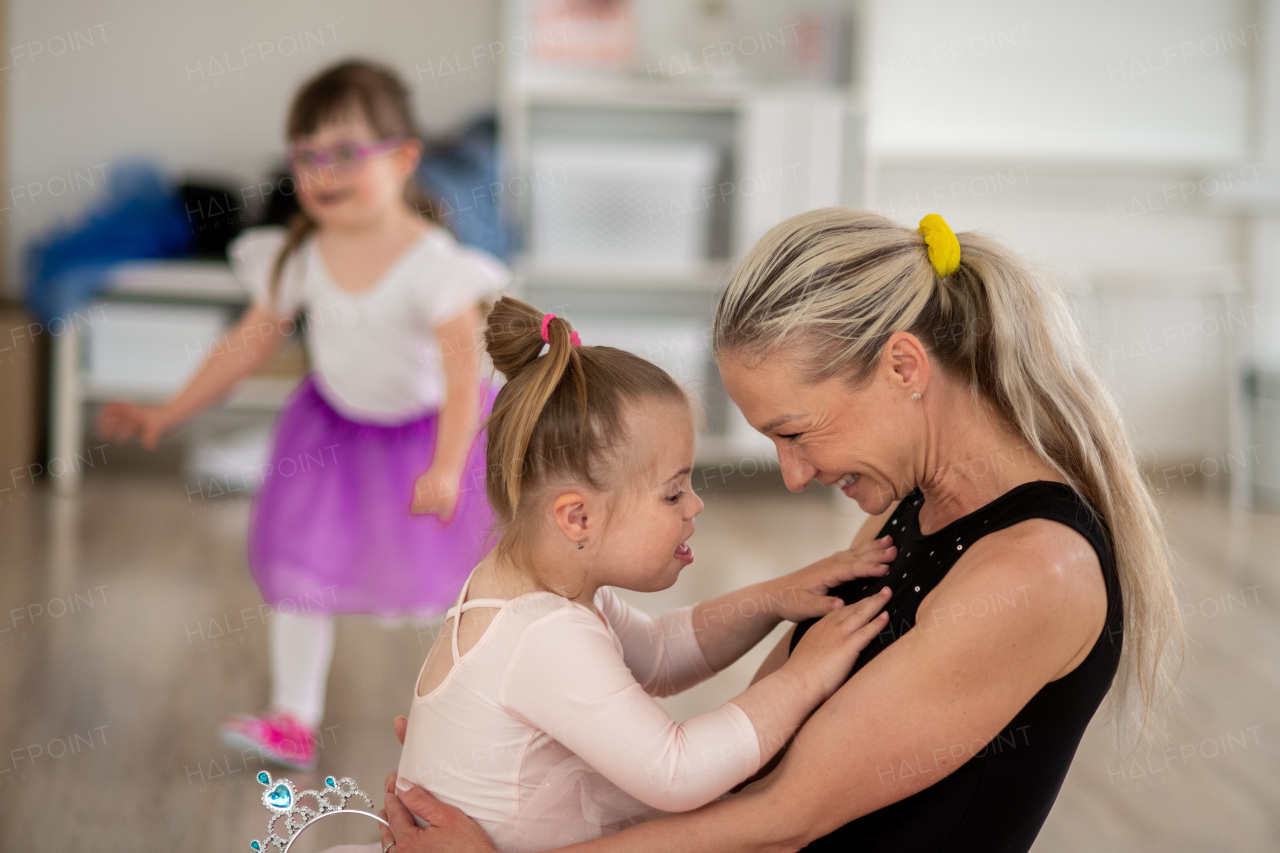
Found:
[269,612,335,728]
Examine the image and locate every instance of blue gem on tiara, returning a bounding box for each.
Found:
[257,773,297,815]
[266,783,293,810]
[249,771,388,852]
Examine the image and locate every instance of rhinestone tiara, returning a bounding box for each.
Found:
[250,769,389,852]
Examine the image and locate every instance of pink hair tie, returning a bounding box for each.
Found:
[540,313,581,347]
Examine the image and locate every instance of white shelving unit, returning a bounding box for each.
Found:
[498,0,866,463]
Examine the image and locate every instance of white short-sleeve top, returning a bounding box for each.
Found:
[396,579,762,852]
[227,226,509,423]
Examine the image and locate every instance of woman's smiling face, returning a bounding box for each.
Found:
[719,337,927,516]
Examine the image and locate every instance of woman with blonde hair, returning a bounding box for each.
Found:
[379,209,1182,852]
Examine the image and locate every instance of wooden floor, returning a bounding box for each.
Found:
[0,461,1276,851]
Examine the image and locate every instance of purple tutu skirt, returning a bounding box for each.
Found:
[247,375,497,616]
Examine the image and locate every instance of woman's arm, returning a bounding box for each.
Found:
[96,303,287,447]
[706,520,1108,848]
[411,305,483,518]
[383,518,1107,853]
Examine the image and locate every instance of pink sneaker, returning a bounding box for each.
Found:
[219,711,318,770]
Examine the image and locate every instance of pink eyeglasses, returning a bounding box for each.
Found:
[286,137,405,171]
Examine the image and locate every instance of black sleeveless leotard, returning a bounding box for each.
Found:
[789,481,1124,852]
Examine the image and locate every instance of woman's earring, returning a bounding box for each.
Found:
[911,392,922,400]
[577,537,585,550]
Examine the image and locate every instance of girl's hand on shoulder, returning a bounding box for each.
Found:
[96,401,173,450]
[772,536,895,622]
[412,467,461,520]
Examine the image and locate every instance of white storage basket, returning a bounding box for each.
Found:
[568,315,709,392]
[84,302,233,395]
[529,139,720,274]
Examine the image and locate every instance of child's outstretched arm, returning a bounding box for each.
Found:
[410,305,484,519]
[494,590,890,814]
[97,303,288,448]
[599,538,894,700]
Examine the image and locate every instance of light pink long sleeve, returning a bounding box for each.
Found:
[397,587,763,851]
[593,587,715,698]
[499,592,760,813]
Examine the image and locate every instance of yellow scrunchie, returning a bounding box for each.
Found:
[917,214,961,278]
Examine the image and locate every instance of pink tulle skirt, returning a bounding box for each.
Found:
[247,375,496,616]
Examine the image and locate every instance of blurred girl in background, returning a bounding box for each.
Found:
[99,59,507,768]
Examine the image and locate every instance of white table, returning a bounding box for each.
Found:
[48,260,295,495]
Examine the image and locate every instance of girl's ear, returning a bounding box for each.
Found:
[394,137,423,179]
[551,491,589,545]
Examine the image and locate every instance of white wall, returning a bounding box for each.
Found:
[5,0,501,291]
[868,0,1256,165]
[8,0,1276,476]
[864,0,1268,470]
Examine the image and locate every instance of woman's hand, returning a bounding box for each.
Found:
[96,401,174,450]
[380,781,496,853]
[771,536,896,622]
[380,714,495,852]
[412,467,461,520]
[783,587,891,701]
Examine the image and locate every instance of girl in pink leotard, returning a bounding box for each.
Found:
[391,296,895,851]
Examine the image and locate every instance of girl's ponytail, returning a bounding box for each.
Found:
[267,211,318,308]
[483,297,586,514]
